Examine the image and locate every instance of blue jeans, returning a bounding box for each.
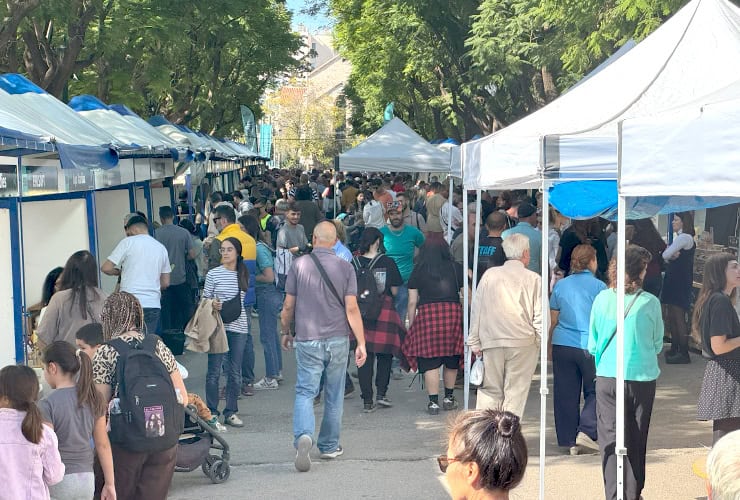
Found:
[256,286,283,378]
[240,309,255,385]
[206,331,247,418]
[393,284,409,324]
[142,308,161,335]
[293,336,349,453]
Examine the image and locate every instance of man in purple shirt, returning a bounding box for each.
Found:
[281,221,367,472]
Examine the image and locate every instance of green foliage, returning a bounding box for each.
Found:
[0,0,302,136]
[330,0,699,140]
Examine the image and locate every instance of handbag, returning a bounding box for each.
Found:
[219,273,243,323]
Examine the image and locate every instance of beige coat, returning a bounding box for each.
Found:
[184,298,228,354]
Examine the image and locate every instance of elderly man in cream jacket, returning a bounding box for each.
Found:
[468,233,542,417]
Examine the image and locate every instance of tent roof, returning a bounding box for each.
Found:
[462,0,740,189]
[619,80,740,212]
[339,117,451,173]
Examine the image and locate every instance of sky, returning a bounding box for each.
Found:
[285,0,332,32]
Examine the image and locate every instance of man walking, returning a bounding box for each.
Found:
[468,233,541,417]
[502,202,542,274]
[102,213,171,334]
[275,200,309,291]
[381,202,425,324]
[475,211,508,281]
[281,222,367,472]
[424,182,448,243]
[155,205,196,331]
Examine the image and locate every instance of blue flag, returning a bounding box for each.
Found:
[383,102,394,123]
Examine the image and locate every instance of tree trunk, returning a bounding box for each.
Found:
[541,66,558,103]
[0,0,42,73]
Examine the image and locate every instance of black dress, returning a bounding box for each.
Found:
[660,243,695,310]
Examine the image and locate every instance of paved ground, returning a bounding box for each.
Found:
[168,330,712,500]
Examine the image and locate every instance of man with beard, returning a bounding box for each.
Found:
[381,202,425,325]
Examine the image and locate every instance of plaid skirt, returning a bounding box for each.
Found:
[402,301,463,371]
[357,295,405,356]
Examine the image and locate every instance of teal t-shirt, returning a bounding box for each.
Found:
[256,242,274,287]
[381,225,425,282]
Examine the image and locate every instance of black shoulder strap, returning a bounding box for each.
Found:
[309,253,344,307]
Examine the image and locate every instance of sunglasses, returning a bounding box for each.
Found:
[213,217,221,222]
[437,454,460,473]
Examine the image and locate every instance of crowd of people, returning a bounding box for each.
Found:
[2,167,739,500]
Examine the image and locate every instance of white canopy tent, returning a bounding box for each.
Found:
[462,0,740,190]
[339,117,452,173]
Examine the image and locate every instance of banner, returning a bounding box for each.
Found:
[259,123,273,161]
[240,105,258,152]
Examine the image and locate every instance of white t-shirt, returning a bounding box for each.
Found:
[108,234,171,308]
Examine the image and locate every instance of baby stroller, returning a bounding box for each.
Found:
[175,405,231,484]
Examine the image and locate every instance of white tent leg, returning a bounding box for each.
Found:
[539,184,550,500]
[447,176,454,243]
[462,188,470,410]
[616,195,627,500]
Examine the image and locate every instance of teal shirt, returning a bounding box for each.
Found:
[502,222,542,274]
[588,289,664,381]
[381,225,425,282]
[255,242,274,288]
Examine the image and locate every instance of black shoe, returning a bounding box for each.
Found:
[665,351,690,364]
[344,385,356,399]
[427,401,440,415]
[363,402,377,413]
[443,395,459,411]
[376,396,392,408]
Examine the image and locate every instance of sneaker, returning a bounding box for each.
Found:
[295,434,312,472]
[569,445,580,456]
[376,396,393,408]
[253,377,279,390]
[224,414,244,428]
[443,396,459,411]
[276,371,284,384]
[319,446,344,459]
[344,386,355,399]
[251,309,259,318]
[363,402,377,413]
[241,383,255,397]
[575,432,599,453]
[205,417,228,433]
[428,401,440,415]
[665,351,691,364]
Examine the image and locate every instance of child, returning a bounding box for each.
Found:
[75,323,104,359]
[0,364,65,499]
[41,341,116,500]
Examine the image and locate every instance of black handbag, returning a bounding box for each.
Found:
[220,273,243,323]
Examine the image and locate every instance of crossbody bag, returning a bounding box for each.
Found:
[595,289,643,365]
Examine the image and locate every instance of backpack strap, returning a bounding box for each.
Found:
[367,254,382,271]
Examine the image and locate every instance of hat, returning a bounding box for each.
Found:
[124,213,148,229]
[386,201,402,213]
[517,202,537,219]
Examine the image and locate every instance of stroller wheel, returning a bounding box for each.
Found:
[208,459,230,484]
[201,454,220,477]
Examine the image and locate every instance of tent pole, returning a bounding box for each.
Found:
[462,188,470,410]
[467,190,482,408]
[539,182,550,500]
[15,156,28,364]
[616,195,627,500]
[447,176,454,243]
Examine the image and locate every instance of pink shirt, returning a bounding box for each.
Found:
[0,408,65,500]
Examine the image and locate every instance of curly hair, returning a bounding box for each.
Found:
[607,245,652,294]
[101,292,144,340]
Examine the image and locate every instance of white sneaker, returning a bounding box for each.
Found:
[253,377,279,390]
[295,434,312,472]
[224,414,244,428]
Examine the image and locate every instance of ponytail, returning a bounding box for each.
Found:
[0,365,43,444]
[43,341,104,418]
[21,401,43,444]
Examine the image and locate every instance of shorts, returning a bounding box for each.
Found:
[417,355,461,373]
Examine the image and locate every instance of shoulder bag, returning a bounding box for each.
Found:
[595,289,644,363]
[309,253,344,308]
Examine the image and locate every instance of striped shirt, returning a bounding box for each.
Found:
[203,266,250,334]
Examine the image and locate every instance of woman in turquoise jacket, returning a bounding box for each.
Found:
[588,245,664,500]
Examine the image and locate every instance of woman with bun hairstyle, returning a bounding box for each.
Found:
[439,408,527,500]
[0,364,65,499]
[41,341,116,500]
[693,253,740,444]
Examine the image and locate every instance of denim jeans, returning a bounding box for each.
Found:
[293,336,349,453]
[256,285,283,378]
[206,331,247,418]
[393,284,409,323]
[142,308,161,335]
[241,317,255,385]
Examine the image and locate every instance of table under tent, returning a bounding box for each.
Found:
[459,0,740,498]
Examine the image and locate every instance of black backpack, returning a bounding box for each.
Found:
[108,335,184,453]
[352,255,384,321]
